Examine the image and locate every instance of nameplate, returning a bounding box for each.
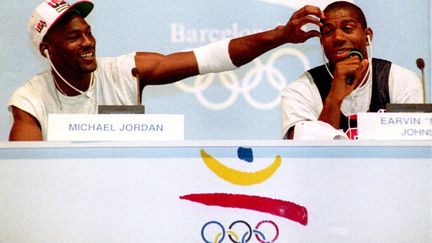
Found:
[357,112,432,140]
[47,114,184,141]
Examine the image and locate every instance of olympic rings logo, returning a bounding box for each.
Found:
[201,220,279,243]
[175,48,310,110]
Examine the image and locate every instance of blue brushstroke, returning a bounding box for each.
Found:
[237,147,254,163]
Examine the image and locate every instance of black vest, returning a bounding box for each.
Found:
[308,58,392,131]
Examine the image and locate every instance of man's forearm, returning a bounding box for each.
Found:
[229,26,288,67]
[318,95,343,129]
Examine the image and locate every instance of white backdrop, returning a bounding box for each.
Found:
[0,0,430,140]
[0,141,430,242]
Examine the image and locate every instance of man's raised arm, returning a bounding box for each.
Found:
[134,5,323,88]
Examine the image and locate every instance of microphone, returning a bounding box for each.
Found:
[416,58,426,103]
[346,49,364,85]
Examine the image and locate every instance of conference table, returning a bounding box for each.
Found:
[0,140,431,242]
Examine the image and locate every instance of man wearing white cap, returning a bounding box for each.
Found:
[8,0,324,141]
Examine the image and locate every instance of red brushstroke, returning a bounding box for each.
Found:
[180,193,308,225]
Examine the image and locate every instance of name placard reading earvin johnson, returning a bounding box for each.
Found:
[357,112,432,140]
[47,114,184,141]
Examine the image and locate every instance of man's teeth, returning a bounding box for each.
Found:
[81,53,93,58]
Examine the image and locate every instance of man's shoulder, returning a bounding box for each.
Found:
[378,59,419,81]
[372,57,417,75]
[94,53,137,78]
[305,64,332,93]
[15,70,51,91]
[282,71,317,95]
[8,70,51,113]
[96,52,136,66]
[388,61,416,74]
[307,64,327,73]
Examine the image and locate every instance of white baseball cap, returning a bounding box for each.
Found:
[28,0,94,48]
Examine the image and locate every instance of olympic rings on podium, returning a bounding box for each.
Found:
[201,220,279,243]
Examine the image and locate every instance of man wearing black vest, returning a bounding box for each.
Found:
[281,1,422,139]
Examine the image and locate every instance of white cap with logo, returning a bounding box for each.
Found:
[28,0,94,48]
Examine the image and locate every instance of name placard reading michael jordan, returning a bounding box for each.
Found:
[47,114,184,141]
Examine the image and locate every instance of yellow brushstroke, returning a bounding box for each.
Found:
[213,232,223,243]
[226,230,239,241]
[200,149,281,186]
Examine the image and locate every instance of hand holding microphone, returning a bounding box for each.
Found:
[331,47,369,100]
[346,48,363,85]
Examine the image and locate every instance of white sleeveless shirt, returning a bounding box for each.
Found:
[8,53,138,140]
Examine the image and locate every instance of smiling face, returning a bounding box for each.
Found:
[320,7,372,65]
[42,11,97,79]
